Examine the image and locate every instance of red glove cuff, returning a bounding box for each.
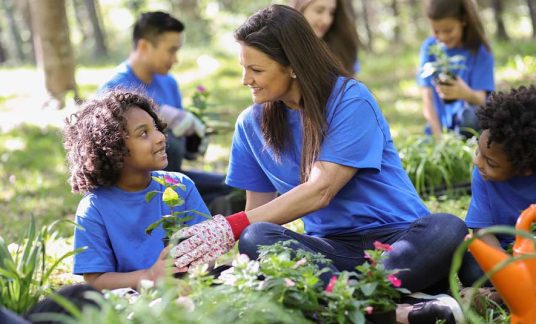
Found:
[226,211,250,241]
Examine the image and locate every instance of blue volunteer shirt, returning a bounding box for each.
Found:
[417,37,495,130]
[73,171,209,275]
[100,61,183,109]
[226,77,429,237]
[466,168,536,248]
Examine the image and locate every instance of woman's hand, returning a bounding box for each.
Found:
[169,215,236,268]
[146,245,187,281]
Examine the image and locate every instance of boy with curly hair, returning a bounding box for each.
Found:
[64,90,209,290]
[459,85,536,287]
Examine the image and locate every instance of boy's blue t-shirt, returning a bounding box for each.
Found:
[417,36,495,130]
[100,61,183,109]
[466,168,536,247]
[226,77,429,237]
[72,171,209,275]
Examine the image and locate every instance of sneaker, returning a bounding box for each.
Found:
[403,292,464,324]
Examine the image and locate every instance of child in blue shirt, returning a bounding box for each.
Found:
[417,0,495,139]
[459,85,536,287]
[64,90,209,290]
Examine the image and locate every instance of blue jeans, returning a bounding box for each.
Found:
[458,251,493,288]
[238,213,467,293]
[164,131,232,206]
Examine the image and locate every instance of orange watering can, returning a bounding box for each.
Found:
[468,204,536,324]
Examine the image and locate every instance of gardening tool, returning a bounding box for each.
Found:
[468,204,536,324]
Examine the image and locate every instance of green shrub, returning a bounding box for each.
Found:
[397,133,475,196]
[0,218,85,314]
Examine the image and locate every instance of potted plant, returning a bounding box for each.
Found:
[397,133,475,197]
[144,175,210,247]
[420,42,466,104]
[354,241,410,323]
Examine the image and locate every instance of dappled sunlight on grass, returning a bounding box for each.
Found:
[0,125,79,241]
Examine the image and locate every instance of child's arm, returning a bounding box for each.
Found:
[421,87,442,139]
[83,246,185,290]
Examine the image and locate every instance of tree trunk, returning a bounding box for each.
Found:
[171,0,211,46]
[84,0,107,57]
[359,0,373,51]
[527,0,536,39]
[72,0,91,44]
[30,0,77,108]
[391,0,401,43]
[491,0,509,40]
[2,0,26,62]
[13,0,36,63]
[0,24,7,63]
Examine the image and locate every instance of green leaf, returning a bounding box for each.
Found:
[152,176,166,186]
[360,282,378,297]
[145,190,158,203]
[145,219,164,235]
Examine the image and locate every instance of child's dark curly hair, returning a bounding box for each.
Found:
[477,85,536,173]
[64,90,166,193]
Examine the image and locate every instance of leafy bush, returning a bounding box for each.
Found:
[0,218,85,314]
[397,133,475,196]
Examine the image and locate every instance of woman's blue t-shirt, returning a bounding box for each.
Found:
[73,171,209,275]
[226,77,429,237]
[417,36,495,130]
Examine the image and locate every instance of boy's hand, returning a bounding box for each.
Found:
[169,215,236,268]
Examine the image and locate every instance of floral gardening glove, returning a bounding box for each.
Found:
[169,212,249,268]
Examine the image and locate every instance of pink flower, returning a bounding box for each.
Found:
[387,274,402,287]
[373,241,393,252]
[364,251,376,265]
[325,275,337,293]
[196,85,206,93]
[364,306,374,315]
[164,175,180,185]
[284,278,296,287]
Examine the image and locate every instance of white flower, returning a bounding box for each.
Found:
[176,296,195,312]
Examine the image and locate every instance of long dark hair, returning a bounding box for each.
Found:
[234,4,347,182]
[425,0,490,53]
[289,0,359,74]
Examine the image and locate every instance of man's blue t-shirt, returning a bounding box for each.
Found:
[417,37,495,130]
[73,171,209,275]
[226,77,429,237]
[465,168,536,248]
[100,61,183,109]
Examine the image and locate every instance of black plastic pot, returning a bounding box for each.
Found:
[365,309,396,324]
[434,73,457,104]
[421,181,472,198]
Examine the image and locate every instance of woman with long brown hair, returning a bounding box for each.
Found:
[171,5,466,323]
